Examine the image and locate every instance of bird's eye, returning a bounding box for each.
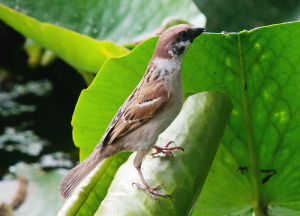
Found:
[179,31,187,38]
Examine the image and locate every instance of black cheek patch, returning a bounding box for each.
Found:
[173,46,185,56]
[178,35,189,42]
[171,41,186,56]
[177,47,185,55]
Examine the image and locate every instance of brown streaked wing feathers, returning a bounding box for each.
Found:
[103,82,168,145]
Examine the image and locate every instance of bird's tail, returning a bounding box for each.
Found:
[59,150,104,198]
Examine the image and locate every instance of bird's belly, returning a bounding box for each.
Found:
[117,93,183,151]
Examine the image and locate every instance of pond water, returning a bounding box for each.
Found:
[0,21,85,215]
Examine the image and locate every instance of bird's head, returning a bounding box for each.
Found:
[153,24,206,59]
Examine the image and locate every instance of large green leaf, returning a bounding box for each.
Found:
[96,92,232,215]
[72,37,159,160]
[70,21,300,215]
[0,4,127,73]
[185,22,300,215]
[193,0,300,32]
[0,0,205,45]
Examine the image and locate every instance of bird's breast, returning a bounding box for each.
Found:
[117,83,183,152]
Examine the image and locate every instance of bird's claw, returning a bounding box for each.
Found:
[132,183,170,200]
[151,141,184,157]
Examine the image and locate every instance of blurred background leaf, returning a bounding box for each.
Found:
[193,0,300,32]
[0,4,128,74]
[0,0,205,77]
[0,0,205,44]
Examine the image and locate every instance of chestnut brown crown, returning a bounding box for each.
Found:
[153,24,206,59]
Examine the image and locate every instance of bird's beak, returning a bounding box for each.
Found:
[190,27,206,42]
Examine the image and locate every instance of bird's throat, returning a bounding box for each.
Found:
[152,57,183,77]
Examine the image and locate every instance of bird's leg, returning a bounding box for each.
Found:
[151,141,184,157]
[133,150,170,200]
[133,167,170,200]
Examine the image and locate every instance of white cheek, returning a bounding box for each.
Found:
[177,41,191,48]
[168,49,175,57]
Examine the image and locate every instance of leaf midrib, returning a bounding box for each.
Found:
[237,33,265,214]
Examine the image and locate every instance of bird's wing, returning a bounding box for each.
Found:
[97,81,168,148]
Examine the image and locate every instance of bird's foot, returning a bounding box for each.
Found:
[151,141,184,157]
[132,183,170,200]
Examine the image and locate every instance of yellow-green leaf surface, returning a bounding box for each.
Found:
[0,4,128,73]
[187,22,300,215]
[0,0,205,45]
[96,92,232,216]
[72,37,159,160]
[69,21,300,215]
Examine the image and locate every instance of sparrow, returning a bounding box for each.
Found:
[59,24,205,199]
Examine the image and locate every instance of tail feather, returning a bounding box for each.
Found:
[59,151,103,198]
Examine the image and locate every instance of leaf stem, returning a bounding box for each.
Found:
[253,201,268,216]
